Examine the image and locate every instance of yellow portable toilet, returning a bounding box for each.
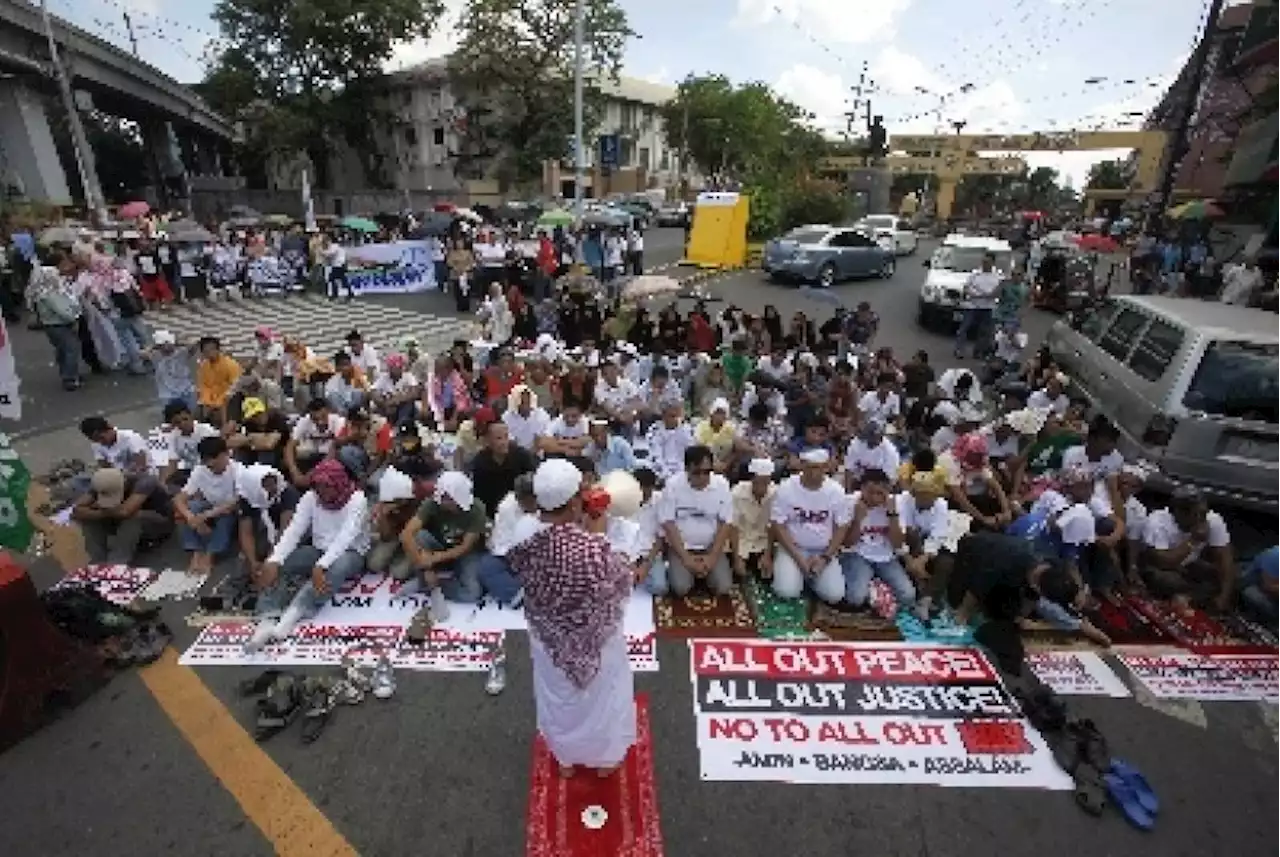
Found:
[683,191,749,269]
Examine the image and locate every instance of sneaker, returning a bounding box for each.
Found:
[372,655,396,700]
[406,606,432,644]
[244,621,276,653]
[485,649,507,696]
[429,587,450,623]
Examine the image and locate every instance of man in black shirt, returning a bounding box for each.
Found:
[228,396,290,468]
[469,420,536,517]
[72,468,174,563]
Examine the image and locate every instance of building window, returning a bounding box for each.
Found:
[638,147,650,171]
[404,126,417,145]
[659,149,670,171]
[433,127,445,145]
[621,103,637,132]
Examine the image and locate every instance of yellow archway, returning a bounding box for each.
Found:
[887,130,1169,220]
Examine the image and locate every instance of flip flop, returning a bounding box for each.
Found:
[1104,771,1155,830]
[1109,759,1158,816]
[239,669,283,697]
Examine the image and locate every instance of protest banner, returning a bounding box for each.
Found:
[51,564,155,605]
[345,240,438,294]
[688,640,1072,789]
[0,431,32,551]
[1026,651,1131,697]
[1119,651,1278,701]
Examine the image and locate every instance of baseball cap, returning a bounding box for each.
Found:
[91,468,126,508]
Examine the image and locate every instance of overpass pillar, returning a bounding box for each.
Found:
[846,164,893,216]
[143,119,189,212]
[0,80,72,205]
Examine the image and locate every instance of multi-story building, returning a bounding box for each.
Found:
[1144,0,1277,202]
[266,59,692,203]
[1220,0,1277,239]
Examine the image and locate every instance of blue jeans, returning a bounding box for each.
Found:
[160,388,198,413]
[45,323,82,384]
[257,544,366,616]
[414,531,483,603]
[1034,597,1082,631]
[179,497,237,555]
[841,554,916,608]
[112,315,150,373]
[954,307,992,355]
[475,553,523,605]
[640,557,669,596]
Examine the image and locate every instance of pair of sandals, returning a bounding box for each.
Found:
[1043,713,1158,829]
[241,670,342,744]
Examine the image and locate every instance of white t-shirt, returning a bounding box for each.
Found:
[92,429,148,470]
[981,427,1022,462]
[346,344,380,379]
[858,390,901,423]
[848,491,896,562]
[1143,508,1230,565]
[595,377,638,413]
[1027,388,1070,416]
[844,438,901,483]
[936,370,982,403]
[755,356,790,381]
[965,270,1002,308]
[325,244,347,267]
[634,495,661,556]
[1124,496,1148,543]
[167,422,221,471]
[896,493,949,541]
[658,472,733,551]
[645,422,695,481]
[503,407,551,451]
[548,415,587,439]
[604,236,625,267]
[476,242,506,267]
[182,462,241,506]
[770,475,852,553]
[372,371,418,396]
[1059,445,1124,482]
[291,413,346,455]
[1221,264,1262,305]
[490,493,538,557]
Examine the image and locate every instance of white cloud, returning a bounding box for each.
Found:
[734,0,914,45]
[773,63,852,135]
[640,67,672,85]
[870,46,1025,134]
[384,0,466,72]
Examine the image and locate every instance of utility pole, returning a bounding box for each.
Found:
[40,0,106,224]
[121,11,139,57]
[571,0,586,218]
[1145,0,1225,233]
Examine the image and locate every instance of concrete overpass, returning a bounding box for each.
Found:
[0,0,234,208]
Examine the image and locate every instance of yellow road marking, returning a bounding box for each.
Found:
[140,649,359,857]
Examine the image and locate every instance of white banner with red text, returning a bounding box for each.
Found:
[1025,651,1131,697]
[1118,651,1278,701]
[688,640,1072,789]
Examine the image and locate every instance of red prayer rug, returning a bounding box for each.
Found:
[1128,595,1278,655]
[525,694,664,857]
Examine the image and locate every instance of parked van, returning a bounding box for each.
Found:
[1046,295,1278,513]
[916,234,1014,331]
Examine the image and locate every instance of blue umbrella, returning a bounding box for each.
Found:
[798,285,845,308]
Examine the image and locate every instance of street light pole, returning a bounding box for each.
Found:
[571,0,586,218]
[40,0,106,224]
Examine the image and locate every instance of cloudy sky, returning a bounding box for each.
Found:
[54,0,1224,186]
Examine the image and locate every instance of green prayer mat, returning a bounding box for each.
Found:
[742,576,811,639]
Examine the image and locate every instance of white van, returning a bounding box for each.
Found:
[916,234,1014,331]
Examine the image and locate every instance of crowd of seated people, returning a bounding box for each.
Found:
[65,291,1276,650]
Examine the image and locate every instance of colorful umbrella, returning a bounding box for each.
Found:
[1167,199,1224,220]
[537,208,575,228]
[118,200,150,219]
[1073,233,1121,253]
[339,215,380,233]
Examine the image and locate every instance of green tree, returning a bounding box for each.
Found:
[1085,159,1130,190]
[1019,166,1062,211]
[203,0,445,188]
[448,0,633,188]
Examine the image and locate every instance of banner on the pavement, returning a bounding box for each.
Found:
[688,640,1072,789]
[1025,651,1131,697]
[1118,651,1278,701]
[51,564,154,605]
[178,573,659,672]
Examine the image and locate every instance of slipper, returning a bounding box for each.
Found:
[1104,771,1155,830]
[1073,764,1108,817]
[1109,759,1158,816]
[300,685,336,744]
[239,669,283,697]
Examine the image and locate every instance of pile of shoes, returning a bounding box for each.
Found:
[241,655,397,744]
[40,583,173,667]
[38,459,90,511]
[1000,665,1159,831]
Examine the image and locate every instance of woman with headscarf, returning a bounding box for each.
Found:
[245,458,371,651]
[942,432,1014,532]
[506,459,636,778]
[426,354,473,431]
[686,310,716,353]
[70,246,127,373]
[94,253,151,374]
[480,282,514,344]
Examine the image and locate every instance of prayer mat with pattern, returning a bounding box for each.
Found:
[811,601,903,641]
[653,586,756,638]
[1128,595,1278,655]
[741,576,811,639]
[525,694,663,857]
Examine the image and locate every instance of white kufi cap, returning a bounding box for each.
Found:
[533,459,583,511]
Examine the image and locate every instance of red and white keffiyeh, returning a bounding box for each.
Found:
[507,522,632,689]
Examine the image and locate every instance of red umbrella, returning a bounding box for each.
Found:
[1074,233,1120,253]
[1020,210,1045,220]
[433,202,457,213]
[118,200,150,219]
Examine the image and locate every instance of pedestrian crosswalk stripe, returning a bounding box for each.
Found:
[148,294,472,361]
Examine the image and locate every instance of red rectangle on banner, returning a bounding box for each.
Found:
[690,641,996,683]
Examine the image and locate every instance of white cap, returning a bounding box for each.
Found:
[433,470,475,511]
[533,459,584,511]
[799,448,830,465]
[378,467,415,502]
[264,343,285,362]
[153,329,176,346]
[1057,504,1097,546]
[709,397,730,415]
[747,458,774,477]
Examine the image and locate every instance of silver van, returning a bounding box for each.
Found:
[1046,295,1278,513]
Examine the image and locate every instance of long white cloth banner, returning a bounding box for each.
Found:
[346,240,433,268]
[349,266,437,294]
[687,640,1072,790]
[1118,651,1278,701]
[1025,651,1132,697]
[178,573,659,672]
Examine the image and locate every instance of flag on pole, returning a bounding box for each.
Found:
[301,168,316,233]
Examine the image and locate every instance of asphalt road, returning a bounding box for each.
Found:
[1,230,1277,857]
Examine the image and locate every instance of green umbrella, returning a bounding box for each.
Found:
[340,215,380,233]
[537,208,575,227]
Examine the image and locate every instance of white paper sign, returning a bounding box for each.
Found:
[1026,651,1131,697]
[1119,652,1278,701]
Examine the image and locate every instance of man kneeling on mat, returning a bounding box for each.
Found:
[948,530,1111,647]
